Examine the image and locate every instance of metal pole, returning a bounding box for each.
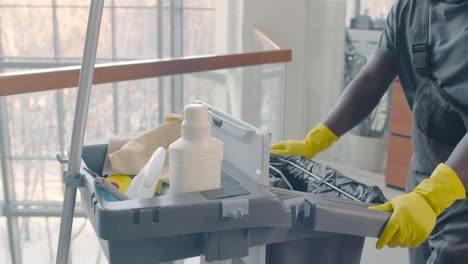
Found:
[56,1,105,263]
[170,0,184,113]
[157,0,165,124]
[52,1,66,262]
[52,0,66,206]
[110,0,120,134]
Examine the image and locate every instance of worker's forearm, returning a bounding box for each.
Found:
[323,56,396,137]
[323,73,389,136]
[446,131,468,190]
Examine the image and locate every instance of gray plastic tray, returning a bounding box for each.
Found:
[80,104,390,264]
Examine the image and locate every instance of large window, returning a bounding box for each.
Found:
[0,1,218,263]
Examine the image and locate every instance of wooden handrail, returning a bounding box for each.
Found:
[0,50,291,97]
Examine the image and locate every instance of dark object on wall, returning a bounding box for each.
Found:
[385,80,413,189]
[270,154,387,204]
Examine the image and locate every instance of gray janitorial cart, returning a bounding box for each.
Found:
[55,1,391,263]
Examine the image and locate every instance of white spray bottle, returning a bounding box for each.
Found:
[125,147,166,199]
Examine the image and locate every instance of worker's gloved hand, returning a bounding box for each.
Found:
[369,163,466,249]
[271,123,339,159]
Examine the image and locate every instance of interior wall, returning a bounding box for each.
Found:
[242,0,307,142]
[242,0,347,162]
[215,0,243,117]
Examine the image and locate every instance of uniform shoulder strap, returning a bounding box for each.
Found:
[412,0,430,77]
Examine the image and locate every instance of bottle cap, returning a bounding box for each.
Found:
[182,104,211,139]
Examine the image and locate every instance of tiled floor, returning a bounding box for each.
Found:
[318,160,409,264]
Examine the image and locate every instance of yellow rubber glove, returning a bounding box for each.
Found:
[369,163,466,249]
[271,123,339,159]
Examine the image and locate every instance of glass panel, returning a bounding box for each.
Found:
[183,8,216,56]
[183,63,286,143]
[258,63,286,143]
[11,160,63,202]
[5,90,62,202]
[0,7,53,58]
[59,87,78,150]
[19,217,56,264]
[67,217,107,264]
[7,91,60,156]
[0,219,11,264]
[114,78,164,134]
[162,9,172,58]
[0,143,4,202]
[0,0,50,6]
[2,83,112,202]
[183,70,226,108]
[58,84,115,149]
[113,0,157,7]
[0,0,222,74]
[17,217,105,264]
[86,84,116,141]
[57,0,113,7]
[184,0,215,8]
[57,7,112,59]
[1,216,108,264]
[114,8,159,59]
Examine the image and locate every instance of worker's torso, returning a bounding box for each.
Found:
[393,0,468,111]
[391,0,468,189]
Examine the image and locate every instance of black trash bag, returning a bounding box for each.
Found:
[269,154,387,204]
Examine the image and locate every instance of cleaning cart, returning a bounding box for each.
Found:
[55,1,391,263]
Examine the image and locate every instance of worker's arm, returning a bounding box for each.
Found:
[271,55,397,158]
[369,118,468,249]
[272,0,398,157]
[323,55,397,137]
[446,130,468,189]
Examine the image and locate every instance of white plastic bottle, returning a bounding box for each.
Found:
[125,147,166,199]
[169,104,223,194]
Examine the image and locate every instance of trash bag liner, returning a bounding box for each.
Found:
[269,154,387,204]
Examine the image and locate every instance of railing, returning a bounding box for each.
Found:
[0,28,291,97]
[0,26,291,264]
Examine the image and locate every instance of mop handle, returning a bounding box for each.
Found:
[56,3,105,263]
[83,167,129,201]
[66,0,105,182]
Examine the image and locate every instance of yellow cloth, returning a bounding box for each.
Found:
[108,114,183,194]
[369,163,466,249]
[271,123,339,159]
[102,133,139,176]
[109,114,182,175]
